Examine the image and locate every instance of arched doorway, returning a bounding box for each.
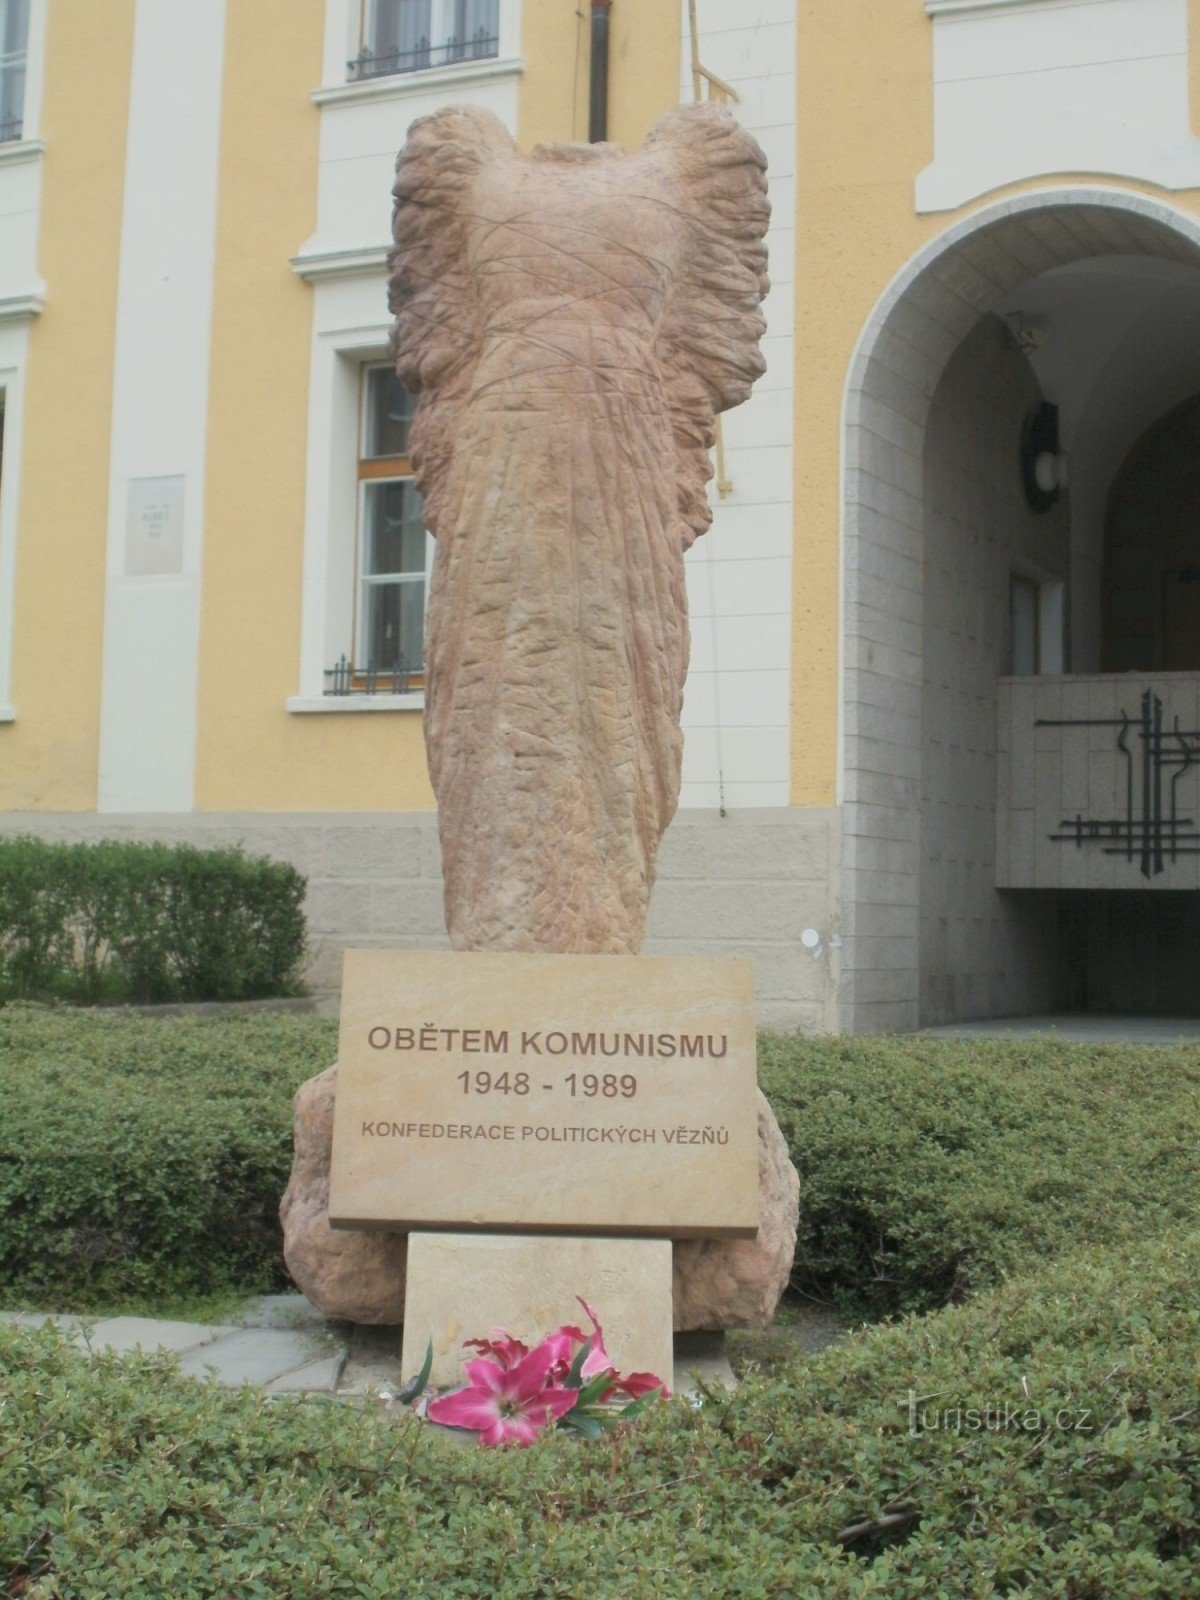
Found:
[1104,394,1200,673]
[841,190,1200,1031]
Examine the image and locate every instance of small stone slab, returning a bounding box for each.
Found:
[338,1324,404,1397]
[329,950,759,1238]
[77,1317,238,1357]
[239,1293,330,1331]
[0,1312,82,1332]
[401,1232,674,1389]
[176,1328,337,1388]
[672,1331,737,1397]
[265,1353,346,1395]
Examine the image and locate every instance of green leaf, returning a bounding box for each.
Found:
[574,1372,614,1408]
[558,1408,603,1440]
[615,1390,662,1422]
[397,1340,433,1406]
[564,1336,592,1390]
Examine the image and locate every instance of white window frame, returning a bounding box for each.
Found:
[351,361,433,687]
[352,0,501,80]
[289,310,433,715]
[0,0,44,150]
[319,0,520,94]
[1010,561,1065,677]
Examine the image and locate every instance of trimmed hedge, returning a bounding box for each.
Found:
[0,1008,335,1307]
[2,1228,1198,1597]
[0,835,307,1004]
[4,1012,1200,1317]
[760,1031,1200,1315]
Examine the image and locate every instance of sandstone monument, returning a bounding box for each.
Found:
[282,101,799,1330]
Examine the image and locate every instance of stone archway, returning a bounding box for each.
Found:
[840,188,1200,1032]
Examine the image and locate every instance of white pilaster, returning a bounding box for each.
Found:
[97,0,227,812]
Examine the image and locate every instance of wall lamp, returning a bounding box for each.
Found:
[1021,402,1069,512]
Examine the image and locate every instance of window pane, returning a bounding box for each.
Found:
[364,480,426,576]
[365,0,432,73]
[450,0,498,59]
[365,367,416,459]
[362,578,425,673]
[0,0,29,55]
[357,0,496,74]
[0,0,28,142]
[1010,575,1039,677]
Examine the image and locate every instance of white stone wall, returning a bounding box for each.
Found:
[920,316,1069,1023]
[998,673,1200,891]
[918,0,1200,213]
[0,807,840,1032]
[676,0,795,809]
[96,0,228,814]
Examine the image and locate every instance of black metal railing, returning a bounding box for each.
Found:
[324,655,415,696]
[348,27,498,80]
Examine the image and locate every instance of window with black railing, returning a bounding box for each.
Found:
[0,0,29,144]
[349,0,499,81]
[325,365,429,697]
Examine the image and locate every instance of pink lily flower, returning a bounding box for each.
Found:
[576,1298,613,1381]
[612,1369,670,1400]
[427,1341,580,1447]
[461,1329,529,1370]
[576,1298,669,1400]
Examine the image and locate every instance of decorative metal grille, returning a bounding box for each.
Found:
[1041,687,1200,877]
[324,656,414,697]
[349,25,498,80]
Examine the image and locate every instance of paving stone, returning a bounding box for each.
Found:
[176,1328,340,1388]
[0,1312,82,1332]
[238,1293,330,1332]
[923,1014,1200,1045]
[265,1353,347,1395]
[77,1317,238,1356]
[672,1332,737,1397]
[337,1324,404,1396]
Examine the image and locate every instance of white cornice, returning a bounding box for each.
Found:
[311,54,524,108]
[290,244,389,283]
[287,693,423,713]
[0,138,44,168]
[0,290,43,321]
[926,0,1065,14]
[0,705,15,723]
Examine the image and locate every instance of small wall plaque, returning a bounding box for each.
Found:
[124,475,185,576]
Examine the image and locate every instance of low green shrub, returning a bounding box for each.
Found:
[5,1010,1200,1321]
[0,835,307,1004]
[759,1031,1200,1315]
[0,1008,336,1307]
[2,1229,1196,1598]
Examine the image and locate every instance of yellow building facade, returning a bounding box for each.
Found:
[4,0,1200,1028]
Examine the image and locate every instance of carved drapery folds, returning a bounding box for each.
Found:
[389,103,770,954]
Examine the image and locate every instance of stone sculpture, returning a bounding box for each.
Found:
[390,101,770,953]
[282,102,800,1330]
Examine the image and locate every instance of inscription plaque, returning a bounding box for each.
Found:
[328,951,759,1238]
[124,475,185,576]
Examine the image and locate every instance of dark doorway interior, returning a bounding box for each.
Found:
[1104,394,1200,673]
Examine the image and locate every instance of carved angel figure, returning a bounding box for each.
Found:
[389,103,769,954]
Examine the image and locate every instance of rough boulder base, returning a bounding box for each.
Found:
[280,1066,407,1326]
[281,1067,798,1330]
